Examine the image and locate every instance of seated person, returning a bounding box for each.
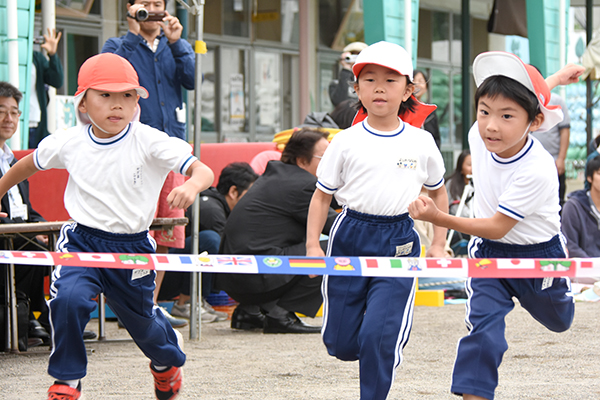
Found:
[160,162,258,322]
[561,155,600,258]
[216,128,338,334]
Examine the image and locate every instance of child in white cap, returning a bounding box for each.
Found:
[306,41,448,400]
[409,53,583,400]
[0,52,214,400]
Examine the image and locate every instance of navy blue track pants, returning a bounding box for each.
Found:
[451,235,574,400]
[48,222,185,380]
[322,208,420,400]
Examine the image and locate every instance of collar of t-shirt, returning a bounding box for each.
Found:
[142,32,163,53]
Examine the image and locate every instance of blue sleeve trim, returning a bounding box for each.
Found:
[498,204,524,220]
[33,149,45,171]
[179,155,197,175]
[317,181,337,192]
[423,177,444,189]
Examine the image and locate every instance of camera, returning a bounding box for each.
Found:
[128,8,165,22]
[33,36,45,45]
[344,54,358,64]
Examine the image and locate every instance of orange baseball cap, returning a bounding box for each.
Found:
[75,53,149,98]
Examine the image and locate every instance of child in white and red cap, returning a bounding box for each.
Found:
[409,52,583,400]
[306,41,448,400]
[0,52,214,400]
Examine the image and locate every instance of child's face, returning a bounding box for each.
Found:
[78,88,139,138]
[476,94,543,158]
[354,64,413,128]
[587,169,600,194]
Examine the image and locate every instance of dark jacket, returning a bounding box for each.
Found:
[0,159,45,225]
[186,187,230,237]
[423,110,441,149]
[29,51,64,148]
[216,161,338,294]
[561,189,600,257]
[329,68,357,107]
[102,32,195,140]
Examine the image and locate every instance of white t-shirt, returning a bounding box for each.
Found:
[469,122,560,244]
[317,118,445,216]
[33,122,197,234]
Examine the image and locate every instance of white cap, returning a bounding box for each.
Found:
[473,51,563,132]
[352,41,413,81]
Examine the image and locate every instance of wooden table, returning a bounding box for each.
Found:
[1,218,187,353]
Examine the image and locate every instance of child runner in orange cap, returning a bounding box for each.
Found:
[0,52,214,400]
[306,41,448,400]
[409,52,583,400]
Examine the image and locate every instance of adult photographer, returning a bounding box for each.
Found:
[328,42,367,107]
[102,0,195,328]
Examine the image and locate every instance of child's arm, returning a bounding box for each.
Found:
[0,154,39,217]
[167,160,214,210]
[306,189,333,257]
[545,64,584,90]
[426,186,449,257]
[408,195,518,241]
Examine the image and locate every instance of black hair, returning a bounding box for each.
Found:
[281,128,329,166]
[413,69,430,89]
[355,74,416,118]
[216,162,258,196]
[329,99,359,129]
[474,75,540,123]
[447,149,471,201]
[0,81,23,105]
[586,155,600,183]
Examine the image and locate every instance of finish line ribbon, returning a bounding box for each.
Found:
[1,251,599,278]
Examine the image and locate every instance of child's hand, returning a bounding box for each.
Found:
[166,184,196,210]
[546,64,585,89]
[408,195,440,223]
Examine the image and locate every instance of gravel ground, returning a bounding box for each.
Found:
[2,301,599,399]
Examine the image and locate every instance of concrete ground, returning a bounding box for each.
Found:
[2,301,599,400]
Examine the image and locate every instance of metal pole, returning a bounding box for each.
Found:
[586,0,593,156]
[461,0,471,151]
[42,0,57,135]
[7,0,21,150]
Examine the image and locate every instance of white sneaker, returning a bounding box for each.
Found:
[202,298,229,322]
[159,306,189,328]
[171,302,191,319]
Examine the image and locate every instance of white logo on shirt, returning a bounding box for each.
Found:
[397,158,417,169]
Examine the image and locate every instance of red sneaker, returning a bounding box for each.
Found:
[150,363,183,400]
[47,382,81,400]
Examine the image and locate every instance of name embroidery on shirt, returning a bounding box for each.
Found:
[133,165,143,187]
[397,158,417,169]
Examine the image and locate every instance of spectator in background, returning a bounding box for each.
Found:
[530,93,570,207]
[29,28,63,149]
[328,42,368,107]
[217,129,338,334]
[102,0,195,328]
[161,162,258,323]
[446,149,473,218]
[561,155,600,258]
[413,69,441,148]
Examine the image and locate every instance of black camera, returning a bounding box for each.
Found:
[128,8,165,22]
[33,36,45,45]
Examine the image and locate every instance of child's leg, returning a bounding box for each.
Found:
[47,266,102,380]
[451,278,515,400]
[517,277,574,333]
[104,268,185,369]
[358,277,416,400]
[321,275,369,361]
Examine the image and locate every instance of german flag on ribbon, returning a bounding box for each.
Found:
[289,258,327,268]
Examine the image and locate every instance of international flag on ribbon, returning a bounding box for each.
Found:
[216,256,254,266]
[2,251,53,266]
[390,259,404,269]
[288,258,327,268]
[78,253,116,262]
[426,259,463,268]
[364,259,379,268]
